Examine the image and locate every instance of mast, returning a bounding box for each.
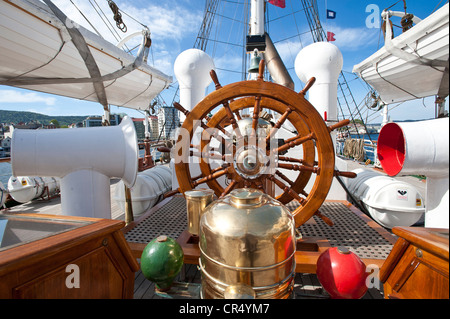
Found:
[250,0,265,36]
[247,0,266,81]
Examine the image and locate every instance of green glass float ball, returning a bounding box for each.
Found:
[140,235,184,291]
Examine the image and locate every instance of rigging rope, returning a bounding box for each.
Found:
[69,0,103,38]
[89,0,121,42]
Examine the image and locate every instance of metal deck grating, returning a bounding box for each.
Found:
[125,196,187,243]
[125,197,393,260]
[290,201,393,259]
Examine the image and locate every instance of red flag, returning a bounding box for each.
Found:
[327,31,336,42]
[268,0,285,8]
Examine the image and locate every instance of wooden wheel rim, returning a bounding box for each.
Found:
[175,80,335,227]
[199,96,316,205]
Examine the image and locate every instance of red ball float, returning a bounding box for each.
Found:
[316,246,368,299]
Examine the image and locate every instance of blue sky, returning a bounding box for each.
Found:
[0,0,448,123]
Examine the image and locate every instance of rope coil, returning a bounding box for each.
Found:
[343,138,365,162]
[107,0,127,32]
[401,13,414,32]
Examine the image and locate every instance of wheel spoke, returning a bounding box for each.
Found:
[314,210,334,226]
[210,70,243,140]
[191,150,226,161]
[334,170,357,178]
[173,101,189,117]
[165,165,230,198]
[164,188,180,198]
[192,166,229,188]
[223,100,243,140]
[298,77,316,96]
[220,179,238,197]
[210,69,223,90]
[251,96,262,137]
[193,164,230,182]
[275,132,315,154]
[157,146,171,153]
[266,107,293,143]
[275,170,309,197]
[201,122,235,155]
[284,134,301,144]
[278,162,319,174]
[275,170,294,187]
[327,119,350,132]
[278,156,318,166]
[257,59,265,81]
[215,123,233,139]
[205,114,233,139]
[267,175,307,206]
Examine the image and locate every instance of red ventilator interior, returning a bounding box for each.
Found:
[377,122,406,176]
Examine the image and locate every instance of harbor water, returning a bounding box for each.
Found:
[0,161,11,186]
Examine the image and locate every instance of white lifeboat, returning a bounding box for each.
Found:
[347,168,425,229]
[7,176,59,203]
[113,165,172,218]
[0,0,172,110]
[352,3,449,104]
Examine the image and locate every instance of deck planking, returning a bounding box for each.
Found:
[133,263,385,299]
[2,171,393,299]
[3,178,126,220]
[129,197,388,299]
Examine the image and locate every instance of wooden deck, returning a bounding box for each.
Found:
[3,178,126,220]
[133,261,385,299]
[2,176,395,299]
[126,197,394,299]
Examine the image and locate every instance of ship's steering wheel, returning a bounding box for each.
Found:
[164,60,353,227]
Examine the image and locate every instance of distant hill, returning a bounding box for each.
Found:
[0,110,94,126]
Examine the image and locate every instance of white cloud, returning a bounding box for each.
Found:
[120,2,202,42]
[0,90,56,106]
[274,39,310,67]
[214,54,243,73]
[51,0,202,45]
[211,53,245,85]
[150,54,173,75]
[48,0,202,78]
[326,25,378,51]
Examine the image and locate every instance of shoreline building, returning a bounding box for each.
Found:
[157,107,179,140]
[83,114,121,127]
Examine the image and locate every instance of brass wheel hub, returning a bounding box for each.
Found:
[233,145,270,179]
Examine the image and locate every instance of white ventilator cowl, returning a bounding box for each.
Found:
[295,42,343,122]
[174,49,215,121]
[11,116,138,218]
